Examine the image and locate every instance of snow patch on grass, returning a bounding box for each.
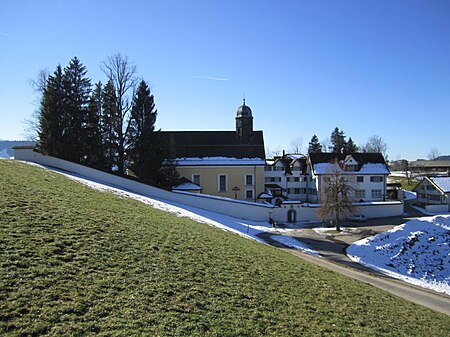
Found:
[31,162,321,257]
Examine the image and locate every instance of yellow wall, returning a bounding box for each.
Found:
[176,166,265,201]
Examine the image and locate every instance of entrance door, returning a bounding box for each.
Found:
[287,209,297,223]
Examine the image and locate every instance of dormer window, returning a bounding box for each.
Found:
[345,164,358,171]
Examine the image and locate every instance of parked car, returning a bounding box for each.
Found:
[347,214,367,222]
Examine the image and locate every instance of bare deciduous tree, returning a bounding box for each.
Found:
[265,146,283,159]
[363,135,388,159]
[317,162,356,231]
[321,137,332,152]
[23,69,50,141]
[427,148,440,160]
[101,54,138,174]
[289,137,303,154]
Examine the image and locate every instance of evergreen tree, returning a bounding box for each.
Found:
[330,127,347,153]
[37,65,65,156]
[58,57,91,162]
[345,137,358,153]
[101,80,118,171]
[127,80,164,184]
[83,81,103,167]
[157,156,180,190]
[308,135,322,153]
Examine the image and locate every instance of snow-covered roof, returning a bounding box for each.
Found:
[309,152,389,175]
[172,181,202,191]
[312,163,389,175]
[175,157,266,166]
[430,177,450,193]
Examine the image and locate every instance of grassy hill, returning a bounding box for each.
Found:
[1,160,449,336]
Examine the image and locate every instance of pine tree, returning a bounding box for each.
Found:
[37,65,65,156]
[157,156,180,190]
[83,81,103,167]
[330,127,347,153]
[101,80,118,171]
[308,135,322,153]
[127,80,160,184]
[345,137,358,153]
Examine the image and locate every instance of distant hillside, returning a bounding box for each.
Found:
[0,140,35,158]
[436,155,450,161]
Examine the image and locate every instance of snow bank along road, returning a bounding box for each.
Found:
[30,162,450,316]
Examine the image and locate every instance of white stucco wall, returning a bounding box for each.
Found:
[425,204,449,213]
[13,148,404,224]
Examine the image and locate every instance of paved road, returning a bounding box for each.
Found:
[258,205,450,316]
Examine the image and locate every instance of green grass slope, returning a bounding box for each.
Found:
[1,160,449,336]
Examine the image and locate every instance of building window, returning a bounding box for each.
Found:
[323,177,331,183]
[357,176,364,183]
[245,174,253,186]
[355,190,365,199]
[429,194,443,202]
[345,164,358,171]
[371,189,382,198]
[265,177,281,182]
[370,176,383,183]
[245,189,254,199]
[218,175,227,192]
[308,188,317,195]
[192,174,200,186]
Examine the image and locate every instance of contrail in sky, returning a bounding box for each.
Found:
[193,75,229,81]
[0,32,15,39]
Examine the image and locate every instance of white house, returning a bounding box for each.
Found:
[264,152,315,204]
[308,153,390,204]
[413,177,450,213]
[265,152,390,204]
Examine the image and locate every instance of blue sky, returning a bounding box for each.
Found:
[1,0,449,160]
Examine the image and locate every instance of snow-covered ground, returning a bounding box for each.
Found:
[347,215,450,295]
[29,162,320,257]
[403,189,416,201]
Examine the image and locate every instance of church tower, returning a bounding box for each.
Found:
[235,99,253,143]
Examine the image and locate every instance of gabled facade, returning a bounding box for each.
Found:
[308,153,390,204]
[264,152,313,203]
[413,177,450,212]
[161,101,266,201]
[265,152,390,204]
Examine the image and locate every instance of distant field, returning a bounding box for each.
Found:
[388,175,420,191]
[1,160,449,336]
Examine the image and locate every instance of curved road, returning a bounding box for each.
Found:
[258,204,450,316]
[280,246,450,316]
